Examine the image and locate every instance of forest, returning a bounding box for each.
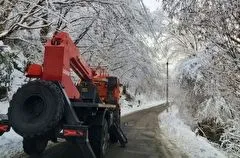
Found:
[0,0,239,157]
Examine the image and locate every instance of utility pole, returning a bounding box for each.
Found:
[166,60,169,106]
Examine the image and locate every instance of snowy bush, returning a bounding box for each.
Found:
[162,0,240,156]
[0,41,26,94]
[0,41,13,87]
[221,120,240,157]
[176,46,240,151]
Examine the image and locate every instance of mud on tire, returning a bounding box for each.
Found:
[8,80,64,138]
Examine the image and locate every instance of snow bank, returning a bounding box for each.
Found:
[159,105,227,158]
[0,101,23,157]
[0,69,26,157]
[121,95,165,116]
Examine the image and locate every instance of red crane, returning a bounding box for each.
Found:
[0,32,127,158]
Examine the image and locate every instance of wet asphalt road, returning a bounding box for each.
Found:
[16,104,185,158]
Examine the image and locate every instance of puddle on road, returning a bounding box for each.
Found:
[123,121,135,127]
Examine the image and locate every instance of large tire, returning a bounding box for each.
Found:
[8,80,64,138]
[23,136,48,155]
[109,109,121,143]
[89,119,110,158]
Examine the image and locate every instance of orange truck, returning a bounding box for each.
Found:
[0,32,127,158]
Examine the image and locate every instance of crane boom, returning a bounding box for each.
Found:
[28,32,94,99]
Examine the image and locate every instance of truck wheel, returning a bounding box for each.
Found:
[23,137,48,155]
[8,80,64,137]
[109,130,118,143]
[114,108,121,126]
[110,109,121,143]
[89,119,109,158]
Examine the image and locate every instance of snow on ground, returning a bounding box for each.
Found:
[120,95,165,116]
[159,105,227,158]
[0,101,23,157]
[0,69,26,157]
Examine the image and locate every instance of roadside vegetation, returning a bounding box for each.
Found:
[162,0,240,157]
[0,0,239,157]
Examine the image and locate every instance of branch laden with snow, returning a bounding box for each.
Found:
[162,0,240,157]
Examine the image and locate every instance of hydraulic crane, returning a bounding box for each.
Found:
[0,32,127,158]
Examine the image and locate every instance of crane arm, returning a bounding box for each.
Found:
[26,32,94,99]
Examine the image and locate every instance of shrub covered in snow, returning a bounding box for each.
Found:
[0,41,13,87]
[175,42,240,157]
[176,45,240,155]
[0,41,26,94]
[162,0,240,156]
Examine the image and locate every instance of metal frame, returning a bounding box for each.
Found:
[71,102,116,108]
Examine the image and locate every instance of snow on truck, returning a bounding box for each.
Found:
[0,32,127,158]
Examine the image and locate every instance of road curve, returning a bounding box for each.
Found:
[15,104,185,158]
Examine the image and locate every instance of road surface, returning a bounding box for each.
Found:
[15,104,186,158]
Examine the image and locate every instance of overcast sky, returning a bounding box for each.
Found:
[143,0,161,12]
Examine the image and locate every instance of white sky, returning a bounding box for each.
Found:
[143,0,161,12]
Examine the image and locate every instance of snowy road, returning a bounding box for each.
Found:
[14,104,184,158]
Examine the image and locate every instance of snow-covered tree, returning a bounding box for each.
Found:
[162,0,240,156]
[0,0,166,99]
[0,41,12,87]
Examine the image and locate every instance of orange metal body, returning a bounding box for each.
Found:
[92,67,108,103]
[41,32,93,99]
[25,31,121,104]
[93,78,121,105]
[113,85,121,104]
[93,79,108,103]
[25,64,43,78]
